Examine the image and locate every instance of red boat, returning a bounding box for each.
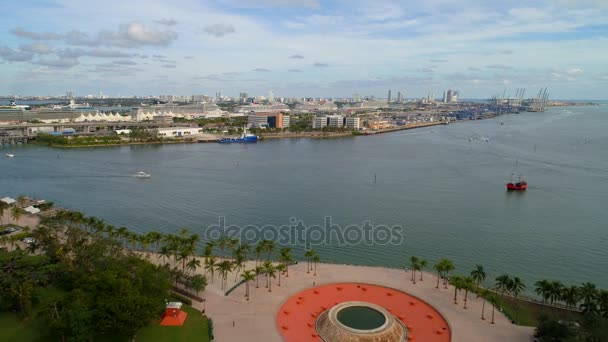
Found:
[506,181,527,191]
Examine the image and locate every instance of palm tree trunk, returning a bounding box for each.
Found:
[454,286,458,304]
[464,290,469,309]
[286,264,289,277]
[481,299,486,320]
[268,277,272,292]
[413,270,416,284]
[256,274,259,288]
[278,272,281,286]
[491,305,495,324]
[314,262,317,276]
[420,271,423,281]
[246,282,249,300]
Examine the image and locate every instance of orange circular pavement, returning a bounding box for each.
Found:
[276,283,451,341]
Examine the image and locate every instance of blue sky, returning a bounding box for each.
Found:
[1,0,607,99]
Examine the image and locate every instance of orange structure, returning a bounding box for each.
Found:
[276,283,451,342]
[160,301,188,326]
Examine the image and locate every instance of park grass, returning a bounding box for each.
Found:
[496,295,584,327]
[136,305,210,342]
[0,286,209,342]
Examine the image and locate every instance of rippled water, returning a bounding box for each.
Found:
[1,106,607,288]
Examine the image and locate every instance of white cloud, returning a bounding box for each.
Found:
[203,24,236,38]
[20,43,53,54]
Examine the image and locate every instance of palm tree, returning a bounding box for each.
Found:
[262,239,275,261]
[579,282,598,313]
[304,249,315,274]
[449,275,463,304]
[479,289,490,320]
[117,226,129,247]
[441,259,455,289]
[561,285,580,309]
[462,277,475,309]
[241,270,255,300]
[263,261,273,288]
[509,277,526,298]
[233,252,246,282]
[0,201,9,225]
[278,247,293,277]
[254,266,264,288]
[17,194,27,208]
[276,264,286,286]
[535,280,551,303]
[205,256,217,283]
[10,206,22,226]
[596,290,608,317]
[254,242,265,267]
[312,254,320,276]
[409,256,419,283]
[265,263,276,292]
[495,274,511,296]
[471,265,486,287]
[548,281,564,305]
[189,274,208,297]
[418,260,427,281]
[217,236,231,257]
[488,294,499,324]
[216,260,233,291]
[434,262,444,289]
[158,245,171,265]
[186,258,201,274]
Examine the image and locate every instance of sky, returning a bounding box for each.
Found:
[1,0,607,99]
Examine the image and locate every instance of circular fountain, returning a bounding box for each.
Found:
[316,301,407,341]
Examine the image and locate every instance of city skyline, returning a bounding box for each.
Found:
[1,0,607,99]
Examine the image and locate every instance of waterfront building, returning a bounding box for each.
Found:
[345,117,360,130]
[236,103,289,113]
[312,116,328,129]
[248,113,290,129]
[327,115,344,127]
[294,102,337,112]
[131,103,223,121]
[156,127,202,137]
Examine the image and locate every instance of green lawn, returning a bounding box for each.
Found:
[0,286,209,342]
[136,305,210,342]
[497,295,583,326]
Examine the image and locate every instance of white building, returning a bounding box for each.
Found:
[312,116,328,129]
[156,127,202,137]
[249,115,269,128]
[345,117,360,130]
[282,115,291,128]
[327,115,344,127]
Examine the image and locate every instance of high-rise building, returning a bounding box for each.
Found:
[387,90,392,102]
[446,89,453,103]
[327,115,344,127]
[66,90,74,100]
[397,91,403,103]
[345,117,360,130]
[268,91,274,102]
[353,94,361,102]
[443,91,448,103]
[312,116,328,129]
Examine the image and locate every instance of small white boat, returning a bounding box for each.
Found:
[5,153,14,158]
[134,171,151,178]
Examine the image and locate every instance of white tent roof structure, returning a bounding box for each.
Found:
[24,206,41,214]
[1,197,16,205]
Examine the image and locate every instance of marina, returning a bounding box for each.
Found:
[1,105,607,290]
